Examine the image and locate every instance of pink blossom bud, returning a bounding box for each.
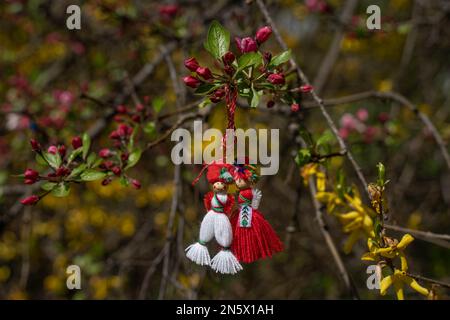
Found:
[183,76,200,88]
[58,145,66,157]
[356,108,369,121]
[255,26,272,44]
[47,145,58,154]
[131,179,141,189]
[235,37,258,53]
[20,195,40,205]
[340,114,356,130]
[184,57,200,72]
[267,73,285,85]
[291,103,300,112]
[71,136,82,149]
[222,51,235,65]
[116,105,128,114]
[299,85,313,93]
[339,127,350,139]
[30,138,41,152]
[99,148,112,158]
[196,67,212,80]
[112,166,122,176]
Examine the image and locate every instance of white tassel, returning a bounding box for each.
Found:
[185,242,211,266]
[185,211,215,266]
[210,212,243,274]
[211,250,243,274]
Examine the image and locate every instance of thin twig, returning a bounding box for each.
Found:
[158,51,184,300]
[406,272,450,289]
[385,224,450,243]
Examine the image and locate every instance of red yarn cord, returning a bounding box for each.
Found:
[222,85,237,162]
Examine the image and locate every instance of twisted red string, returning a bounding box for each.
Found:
[222,85,237,162]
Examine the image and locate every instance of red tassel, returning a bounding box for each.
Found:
[231,209,283,263]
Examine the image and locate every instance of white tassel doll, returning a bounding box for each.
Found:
[186,162,242,274]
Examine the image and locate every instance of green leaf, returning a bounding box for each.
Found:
[67,148,82,164]
[35,153,47,166]
[125,149,142,169]
[204,20,230,59]
[194,83,220,96]
[316,130,334,148]
[198,99,212,109]
[377,162,386,186]
[41,182,57,191]
[152,96,165,114]
[119,175,129,187]
[269,49,291,67]
[143,122,156,137]
[86,153,97,167]
[295,148,311,166]
[250,85,261,108]
[82,133,91,160]
[51,182,70,197]
[80,169,107,181]
[237,52,262,71]
[68,164,87,179]
[43,152,62,169]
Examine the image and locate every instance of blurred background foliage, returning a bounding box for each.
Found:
[0,0,449,299]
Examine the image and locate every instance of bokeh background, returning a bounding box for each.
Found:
[0,0,449,299]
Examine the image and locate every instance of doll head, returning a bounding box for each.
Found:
[232,159,260,189]
[206,162,233,192]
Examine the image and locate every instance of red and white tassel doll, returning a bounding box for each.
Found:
[185,162,243,274]
[230,162,283,263]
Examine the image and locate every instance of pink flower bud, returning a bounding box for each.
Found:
[24,168,39,180]
[339,127,350,139]
[299,85,313,93]
[263,52,272,63]
[356,108,369,121]
[224,65,234,76]
[58,145,66,157]
[222,51,235,65]
[291,103,300,112]
[116,105,128,114]
[30,138,41,152]
[255,26,272,44]
[183,76,200,88]
[20,195,40,205]
[131,114,141,123]
[47,145,58,154]
[109,130,120,140]
[56,166,70,177]
[117,124,133,137]
[378,112,389,123]
[267,73,285,85]
[101,178,112,186]
[99,148,112,158]
[235,37,258,53]
[184,57,200,72]
[214,88,225,99]
[196,67,212,80]
[71,136,82,149]
[112,166,122,176]
[340,113,356,130]
[131,179,141,189]
[136,103,144,112]
[159,4,179,19]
